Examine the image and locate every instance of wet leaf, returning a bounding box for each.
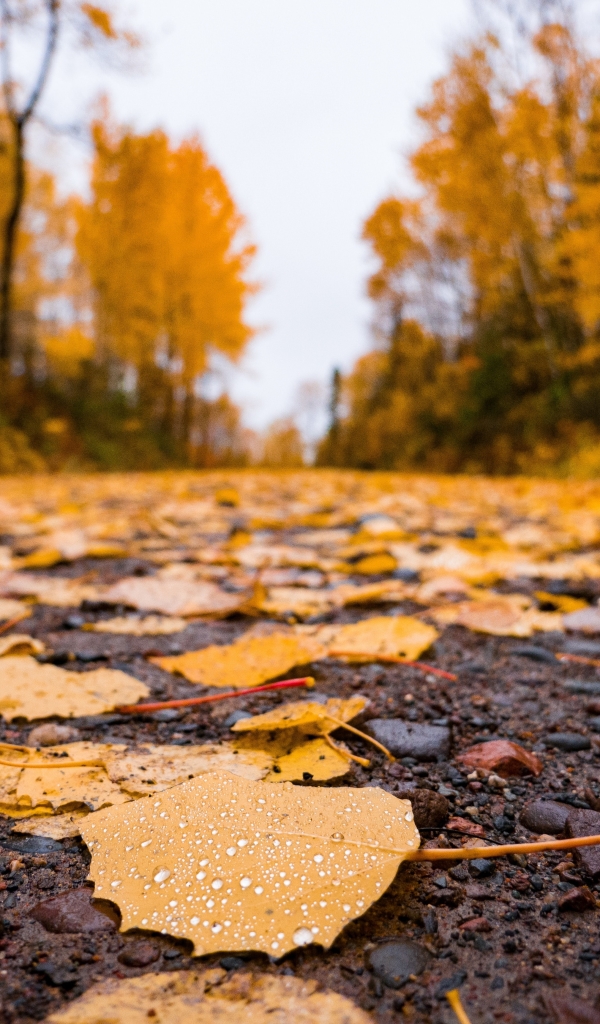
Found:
[231,696,368,737]
[152,632,326,688]
[46,968,373,1024]
[0,657,149,721]
[457,739,542,778]
[81,769,419,956]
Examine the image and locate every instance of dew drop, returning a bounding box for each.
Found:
[254,886,264,895]
[237,839,248,847]
[226,847,236,856]
[191,916,200,926]
[211,923,222,934]
[331,832,344,841]
[169,900,178,908]
[153,868,170,883]
[271,941,279,950]
[240,877,252,889]
[343,904,351,912]
[212,878,223,890]
[110,880,122,889]
[313,854,323,863]
[293,927,314,946]
[141,840,152,848]
[195,871,206,881]
[405,811,413,822]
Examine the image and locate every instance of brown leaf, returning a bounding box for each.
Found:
[457,739,542,778]
[152,632,326,688]
[46,969,373,1024]
[81,769,419,956]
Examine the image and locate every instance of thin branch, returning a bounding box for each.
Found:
[0,0,15,117]
[20,0,59,125]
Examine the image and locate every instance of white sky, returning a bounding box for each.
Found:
[35,0,472,430]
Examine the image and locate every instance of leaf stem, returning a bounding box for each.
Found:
[324,733,370,767]
[446,989,473,1024]
[117,676,316,714]
[0,613,28,636]
[324,715,395,761]
[406,834,600,860]
[328,651,457,681]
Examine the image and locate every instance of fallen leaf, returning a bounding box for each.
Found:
[230,696,368,737]
[326,615,438,662]
[430,596,563,637]
[1,573,100,608]
[81,769,419,956]
[14,811,89,839]
[0,634,44,657]
[46,969,372,1024]
[457,740,542,778]
[252,586,334,620]
[102,577,246,617]
[563,607,600,634]
[88,615,188,635]
[535,591,588,613]
[152,632,326,689]
[0,598,30,624]
[103,742,272,796]
[0,657,149,721]
[234,731,352,783]
[347,553,397,575]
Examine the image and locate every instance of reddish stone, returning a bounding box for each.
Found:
[446,816,486,838]
[459,916,492,933]
[457,740,542,778]
[31,888,118,933]
[543,991,600,1024]
[565,809,600,879]
[557,886,597,913]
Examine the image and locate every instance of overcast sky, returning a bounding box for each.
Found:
[38,0,473,431]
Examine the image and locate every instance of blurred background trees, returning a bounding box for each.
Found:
[318,0,600,475]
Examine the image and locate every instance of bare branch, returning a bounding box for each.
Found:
[20,0,59,124]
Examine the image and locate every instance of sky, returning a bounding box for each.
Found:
[36,0,472,432]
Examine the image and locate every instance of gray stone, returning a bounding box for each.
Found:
[564,639,600,658]
[118,942,160,967]
[588,718,600,733]
[511,646,557,664]
[520,799,571,835]
[224,710,253,729]
[31,888,118,933]
[545,733,591,751]
[566,809,600,879]
[364,720,450,761]
[367,940,430,989]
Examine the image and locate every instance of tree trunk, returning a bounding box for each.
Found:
[0,117,25,362]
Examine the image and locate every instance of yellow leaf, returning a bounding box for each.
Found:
[19,548,64,569]
[327,615,438,661]
[81,770,419,956]
[0,658,149,721]
[152,632,326,688]
[534,591,588,613]
[88,615,187,635]
[231,696,368,737]
[46,969,372,1024]
[234,730,352,783]
[103,577,246,617]
[0,599,31,624]
[0,634,44,657]
[346,553,398,575]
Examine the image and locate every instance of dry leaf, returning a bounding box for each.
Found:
[82,770,419,956]
[1,573,100,608]
[430,596,563,637]
[457,740,542,778]
[103,743,272,796]
[563,607,600,634]
[152,632,326,688]
[14,811,90,839]
[233,730,352,783]
[88,615,188,635]
[252,587,334,620]
[326,616,438,662]
[0,634,44,657]
[103,577,246,617]
[231,696,368,738]
[46,969,372,1024]
[0,657,149,721]
[0,598,30,624]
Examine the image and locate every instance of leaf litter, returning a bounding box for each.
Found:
[0,657,149,720]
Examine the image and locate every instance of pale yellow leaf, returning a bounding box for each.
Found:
[103,577,246,617]
[0,657,149,720]
[46,969,372,1024]
[231,696,368,737]
[326,615,438,661]
[0,599,30,624]
[82,770,419,956]
[88,615,187,635]
[0,634,44,657]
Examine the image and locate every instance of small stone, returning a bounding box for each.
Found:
[564,681,600,696]
[220,956,246,970]
[152,709,183,722]
[449,863,469,882]
[447,816,486,838]
[459,916,492,932]
[564,639,600,658]
[588,717,600,733]
[118,942,160,967]
[396,788,449,830]
[63,615,85,629]
[520,799,571,835]
[367,940,430,989]
[468,858,496,878]
[436,970,467,999]
[557,886,596,912]
[224,711,253,729]
[31,888,118,934]
[465,884,495,900]
[363,720,450,762]
[511,646,557,664]
[545,733,591,751]
[457,739,542,778]
[28,723,80,747]
[566,809,600,879]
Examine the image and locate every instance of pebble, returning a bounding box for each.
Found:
[396,788,449,830]
[28,723,80,747]
[566,809,600,879]
[564,639,600,657]
[564,680,600,696]
[363,720,450,761]
[557,886,597,913]
[545,733,591,751]
[152,709,184,722]
[436,970,467,998]
[589,717,600,733]
[468,858,496,878]
[511,645,557,664]
[367,940,430,989]
[31,888,118,934]
[459,916,492,932]
[224,710,253,729]
[220,956,247,970]
[118,942,160,967]
[520,799,571,835]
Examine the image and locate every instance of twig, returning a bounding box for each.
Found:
[557,652,600,668]
[117,676,315,714]
[406,835,600,861]
[446,989,473,1024]
[324,714,395,761]
[328,650,457,681]
[0,613,28,635]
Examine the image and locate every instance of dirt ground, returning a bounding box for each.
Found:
[0,544,599,1024]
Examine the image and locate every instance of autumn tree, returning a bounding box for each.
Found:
[0,2,137,367]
